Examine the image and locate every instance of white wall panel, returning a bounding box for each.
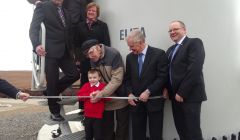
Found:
[97,0,240,139]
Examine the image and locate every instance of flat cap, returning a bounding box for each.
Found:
[81,39,99,52]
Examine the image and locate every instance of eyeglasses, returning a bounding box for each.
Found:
[168,28,182,33]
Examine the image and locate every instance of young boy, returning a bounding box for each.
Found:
[77,68,109,140]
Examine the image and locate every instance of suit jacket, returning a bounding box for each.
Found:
[0,79,19,99]
[166,37,207,102]
[63,0,92,24]
[29,1,73,58]
[125,46,168,112]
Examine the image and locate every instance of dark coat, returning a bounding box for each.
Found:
[125,46,168,112]
[29,1,73,58]
[166,37,207,102]
[75,19,111,49]
[0,79,19,99]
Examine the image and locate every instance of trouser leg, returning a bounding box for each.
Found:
[45,57,61,114]
[103,110,115,140]
[148,110,164,140]
[115,106,129,140]
[131,111,147,140]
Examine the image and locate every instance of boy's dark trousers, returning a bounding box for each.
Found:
[84,117,104,140]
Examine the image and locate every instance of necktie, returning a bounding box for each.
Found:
[169,44,181,85]
[171,44,181,61]
[138,53,144,77]
[57,6,66,27]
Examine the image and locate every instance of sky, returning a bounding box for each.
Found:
[0,1,33,70]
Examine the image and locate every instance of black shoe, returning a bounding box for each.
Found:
[50,114,65,122]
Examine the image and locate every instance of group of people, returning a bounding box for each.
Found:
[28,0,128,140]
[76,22,207,140]
[19,0,208,139]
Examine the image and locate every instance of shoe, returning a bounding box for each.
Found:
[50,114,65,122]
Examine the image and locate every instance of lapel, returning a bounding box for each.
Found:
[128,53,139,79]
[172,36,189,61]
[139,46,152,78]
[167,44,177,61]
[132,54,139,78]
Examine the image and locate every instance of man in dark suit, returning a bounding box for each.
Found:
[125,30,168,140]
[29,0,79,121]
[0,79,29,101]
[165,20,207,140]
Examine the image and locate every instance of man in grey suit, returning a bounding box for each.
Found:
[125,30,168,140]
[165,20,207,140]
[29,0,79,121]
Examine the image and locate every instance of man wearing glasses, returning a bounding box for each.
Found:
[165,20,207,140]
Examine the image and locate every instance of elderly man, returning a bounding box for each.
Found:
[125,29,168,140]
[81,39,129,140]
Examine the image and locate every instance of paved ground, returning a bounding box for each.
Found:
[0,99,48,140]
[0,98,78,140]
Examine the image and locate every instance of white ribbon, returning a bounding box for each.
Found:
[29,96,164,100]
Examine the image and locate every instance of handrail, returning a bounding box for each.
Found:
[31,23,46,91]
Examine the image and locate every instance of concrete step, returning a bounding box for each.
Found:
[54,130,85,140]
[38,109,84,140]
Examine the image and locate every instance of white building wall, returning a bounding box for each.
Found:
[97,0,240,139]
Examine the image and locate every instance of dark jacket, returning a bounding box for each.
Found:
[63,0,92,24]
[166,37,207,102]
[0,79,19,99]
[125,46,168,112]
[75,19,111,49]
[29,1,73,58]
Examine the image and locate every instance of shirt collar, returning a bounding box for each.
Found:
[86,18,97,24]
[140,44,148,55]
[177,35,186,45]
[90,82,100,87]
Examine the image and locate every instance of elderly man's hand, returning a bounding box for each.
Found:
[90,90,102,103]
[139,89,150,102]
[128,93,138,106]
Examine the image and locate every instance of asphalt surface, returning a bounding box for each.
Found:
[0,98,77,140]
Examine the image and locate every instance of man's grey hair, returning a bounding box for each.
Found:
[171,20,186,29]
[126,29,145,43]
